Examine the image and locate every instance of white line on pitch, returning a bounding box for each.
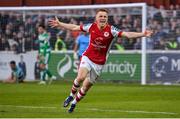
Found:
[0,105,178,115]
[0,105,56,109]
[87,108,178,115]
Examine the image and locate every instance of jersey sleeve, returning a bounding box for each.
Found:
[76,36,80,45]
[80,23,92,33]
[111,25,123,38]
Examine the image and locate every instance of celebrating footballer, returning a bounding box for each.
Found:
[49,8,153,113]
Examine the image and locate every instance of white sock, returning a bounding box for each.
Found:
[71,99,77,104]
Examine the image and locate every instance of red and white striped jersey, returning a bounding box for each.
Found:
[80,22,123,65]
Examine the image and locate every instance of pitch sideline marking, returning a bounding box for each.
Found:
[0,105,56,109]
[87,108,178,115]
[0,105,178,115]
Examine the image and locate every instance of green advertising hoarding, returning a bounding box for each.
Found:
[49,52,141,81]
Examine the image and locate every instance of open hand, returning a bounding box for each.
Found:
[144,30,153,37]
[48,16,60,28]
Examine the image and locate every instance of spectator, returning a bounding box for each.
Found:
[134,38,141,49]
[23,31,32,51]
[18,55,27,79]
[159,5,167,18]
[176,28,180,42]
[16,32,25,53]
[114,38,125,51]
[0,6,179,51]
[0,35,10,51]
[54,33,67,51]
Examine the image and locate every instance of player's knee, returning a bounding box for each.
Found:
[82,81,92,92]
[39,64,46,70]
[82,86,88,92]
[76,76,86,82]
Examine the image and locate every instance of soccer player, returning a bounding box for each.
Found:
[49,9,153,113]
[73,32,89,60]
[18,55,26,79]
[3,61,25,83]
[37,25,56,85]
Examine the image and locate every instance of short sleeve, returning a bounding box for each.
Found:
[111,26,123,38]
[80,23,92,33]
[76,36,80,44]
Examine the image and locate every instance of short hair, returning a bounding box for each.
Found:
[96,8,109,14]
[10,60,16,65]
[38,24,46,29]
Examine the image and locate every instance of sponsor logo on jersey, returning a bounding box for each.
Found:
[94,37,103,45]
[91,37,106,49]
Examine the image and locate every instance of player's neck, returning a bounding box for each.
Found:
[41,31,46,35]
[97,24,107,31]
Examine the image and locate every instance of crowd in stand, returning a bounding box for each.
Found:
[0,5,179,53]
[147,5,180,50]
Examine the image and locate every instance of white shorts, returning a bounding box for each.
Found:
[79,56,104,84]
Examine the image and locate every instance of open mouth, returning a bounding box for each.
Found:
[100,20,106,23]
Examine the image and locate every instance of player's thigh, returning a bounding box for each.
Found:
[39,63,46,70]
[76,67,89,82]
[44,53,51,64]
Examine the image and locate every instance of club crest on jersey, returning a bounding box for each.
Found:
[104,32,109,37]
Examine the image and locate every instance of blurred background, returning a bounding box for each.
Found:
[0,0,179,52]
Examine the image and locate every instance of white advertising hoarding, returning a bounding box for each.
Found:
[0,51,38,80]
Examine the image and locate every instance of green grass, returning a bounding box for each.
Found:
[0,80,180,118]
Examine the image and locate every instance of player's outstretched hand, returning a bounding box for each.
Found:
[144,30,153,37]
[49,16,60,28]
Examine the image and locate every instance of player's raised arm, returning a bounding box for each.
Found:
[121,30,153,39]
[48,16,81,31]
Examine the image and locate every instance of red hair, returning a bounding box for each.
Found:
[96,9,109,14]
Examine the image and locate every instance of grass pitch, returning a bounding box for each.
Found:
[0,80,180,118]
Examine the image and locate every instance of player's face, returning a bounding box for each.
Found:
[95,11,108,29]
[10,64,16,70]
[38,27,45,34]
